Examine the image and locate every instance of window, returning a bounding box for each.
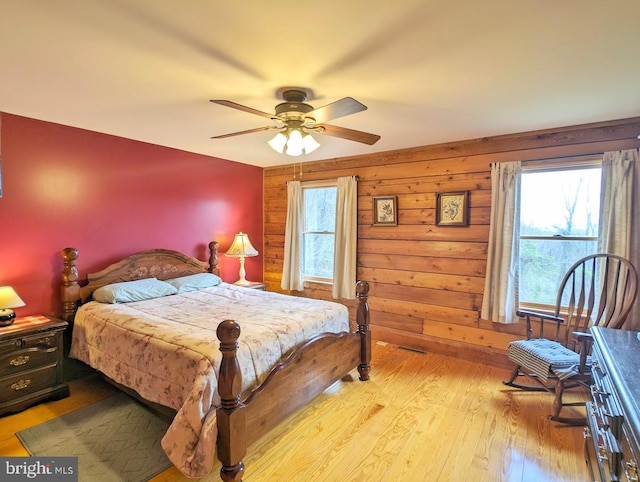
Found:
[519,158,602,309]
[302,181,337,282]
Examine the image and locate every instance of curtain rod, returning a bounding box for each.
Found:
[293,175,359,183]
[489,153,604,167]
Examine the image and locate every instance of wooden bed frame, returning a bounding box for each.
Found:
[59,242,371,481]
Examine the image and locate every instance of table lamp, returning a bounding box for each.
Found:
[0,286,26,327]
[225,232,258,285]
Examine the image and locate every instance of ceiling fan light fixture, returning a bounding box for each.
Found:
[268,129,320,156]
[285,129,304,156]
[286,145,303,157]
[268,132,287,153]
[302,133,320,154]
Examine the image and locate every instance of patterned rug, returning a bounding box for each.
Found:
[16,393,172,482]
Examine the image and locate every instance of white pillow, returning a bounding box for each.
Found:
[93,278,178,303]
[165,272,222,293]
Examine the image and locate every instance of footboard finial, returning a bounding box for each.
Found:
[61,247,80,322]
[356,281,371,381]
[216,320,246,482]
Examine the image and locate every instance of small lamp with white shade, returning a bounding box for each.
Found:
[225,232,259,286]
[0,286,26,327]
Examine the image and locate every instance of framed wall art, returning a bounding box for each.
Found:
[372,195,397,226]
[436,191,469,226]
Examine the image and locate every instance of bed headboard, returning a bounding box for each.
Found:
[60,241,220,322]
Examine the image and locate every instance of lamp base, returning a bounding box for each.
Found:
[234,279,253,286]
[233,256,252,286]
[0,309,16,327]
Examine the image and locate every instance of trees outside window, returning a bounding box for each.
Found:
[302,183,337,282]
[519,163,601,308]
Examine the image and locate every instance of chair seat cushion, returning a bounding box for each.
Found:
[508,339,591,382]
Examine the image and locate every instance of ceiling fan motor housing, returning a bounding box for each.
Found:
[275,90,314,120]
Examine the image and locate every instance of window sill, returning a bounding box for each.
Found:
[303,279,333,288]
[518,303,578,321]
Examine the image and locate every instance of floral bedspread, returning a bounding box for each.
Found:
[70,283,350,477]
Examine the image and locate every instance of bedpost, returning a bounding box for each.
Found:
[216,320,246,482]
[61,247,80,323]
[209,241,220,276]
[356,281,371,381]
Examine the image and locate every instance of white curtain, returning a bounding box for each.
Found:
[599,148,639,329]
[481,161,522,324]
[599,149,637,258]
[281,180,304,291]
[332,176,358,299]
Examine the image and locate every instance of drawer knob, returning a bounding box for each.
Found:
[591,385,609,398]
[10,379,31,391]
[9,355,30,366]
[598,444,607,461]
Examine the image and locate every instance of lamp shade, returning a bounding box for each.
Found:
[0,286,25,310]
[0,286,26,326]
[225,232,258,258]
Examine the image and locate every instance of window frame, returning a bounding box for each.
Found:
[517,155,602,313]
[301,179,338,284]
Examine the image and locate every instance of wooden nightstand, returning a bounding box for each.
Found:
[0,315,70,416]
[239,282,267,291]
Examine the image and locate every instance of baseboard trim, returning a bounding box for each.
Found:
[373,325,511,369]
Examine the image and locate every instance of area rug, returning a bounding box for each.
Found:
[16,392,172,482]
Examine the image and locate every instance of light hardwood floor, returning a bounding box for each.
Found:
[1,341,590,481]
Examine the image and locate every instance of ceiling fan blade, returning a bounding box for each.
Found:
[211,126,275,139]
[306,97,367,124]
[316,124,380,145]
[210,100,275,119]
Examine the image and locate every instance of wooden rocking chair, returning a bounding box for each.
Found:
[504,253,638,425]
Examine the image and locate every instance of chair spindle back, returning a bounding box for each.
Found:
[555,254,638,347]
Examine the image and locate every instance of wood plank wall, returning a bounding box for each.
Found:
[263,117,640,368]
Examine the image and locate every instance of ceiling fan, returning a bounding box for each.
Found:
[210,87,380,155]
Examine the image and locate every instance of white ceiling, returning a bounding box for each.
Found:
[2,1,639,168]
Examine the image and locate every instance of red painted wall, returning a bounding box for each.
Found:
[0,113,263,317]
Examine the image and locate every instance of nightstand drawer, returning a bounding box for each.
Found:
[0,330,59,351]
[0,345,58,377]
[0,365,58,404]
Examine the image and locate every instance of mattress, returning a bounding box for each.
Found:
[70,282,350,477]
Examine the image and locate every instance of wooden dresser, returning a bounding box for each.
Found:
[586,326,640,482]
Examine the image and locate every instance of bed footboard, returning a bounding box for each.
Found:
[356,280,371,381]
[216,320,246,482]
[215,281,371,481]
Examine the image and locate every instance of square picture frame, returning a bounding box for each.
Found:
[436,191,469,226]
[372,195,397,226]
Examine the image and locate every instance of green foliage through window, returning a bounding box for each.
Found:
[519,165,601,306]
[303,185,337,280]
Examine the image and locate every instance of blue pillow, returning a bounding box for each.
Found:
[165,272,222,293]
[93,278,178,303]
